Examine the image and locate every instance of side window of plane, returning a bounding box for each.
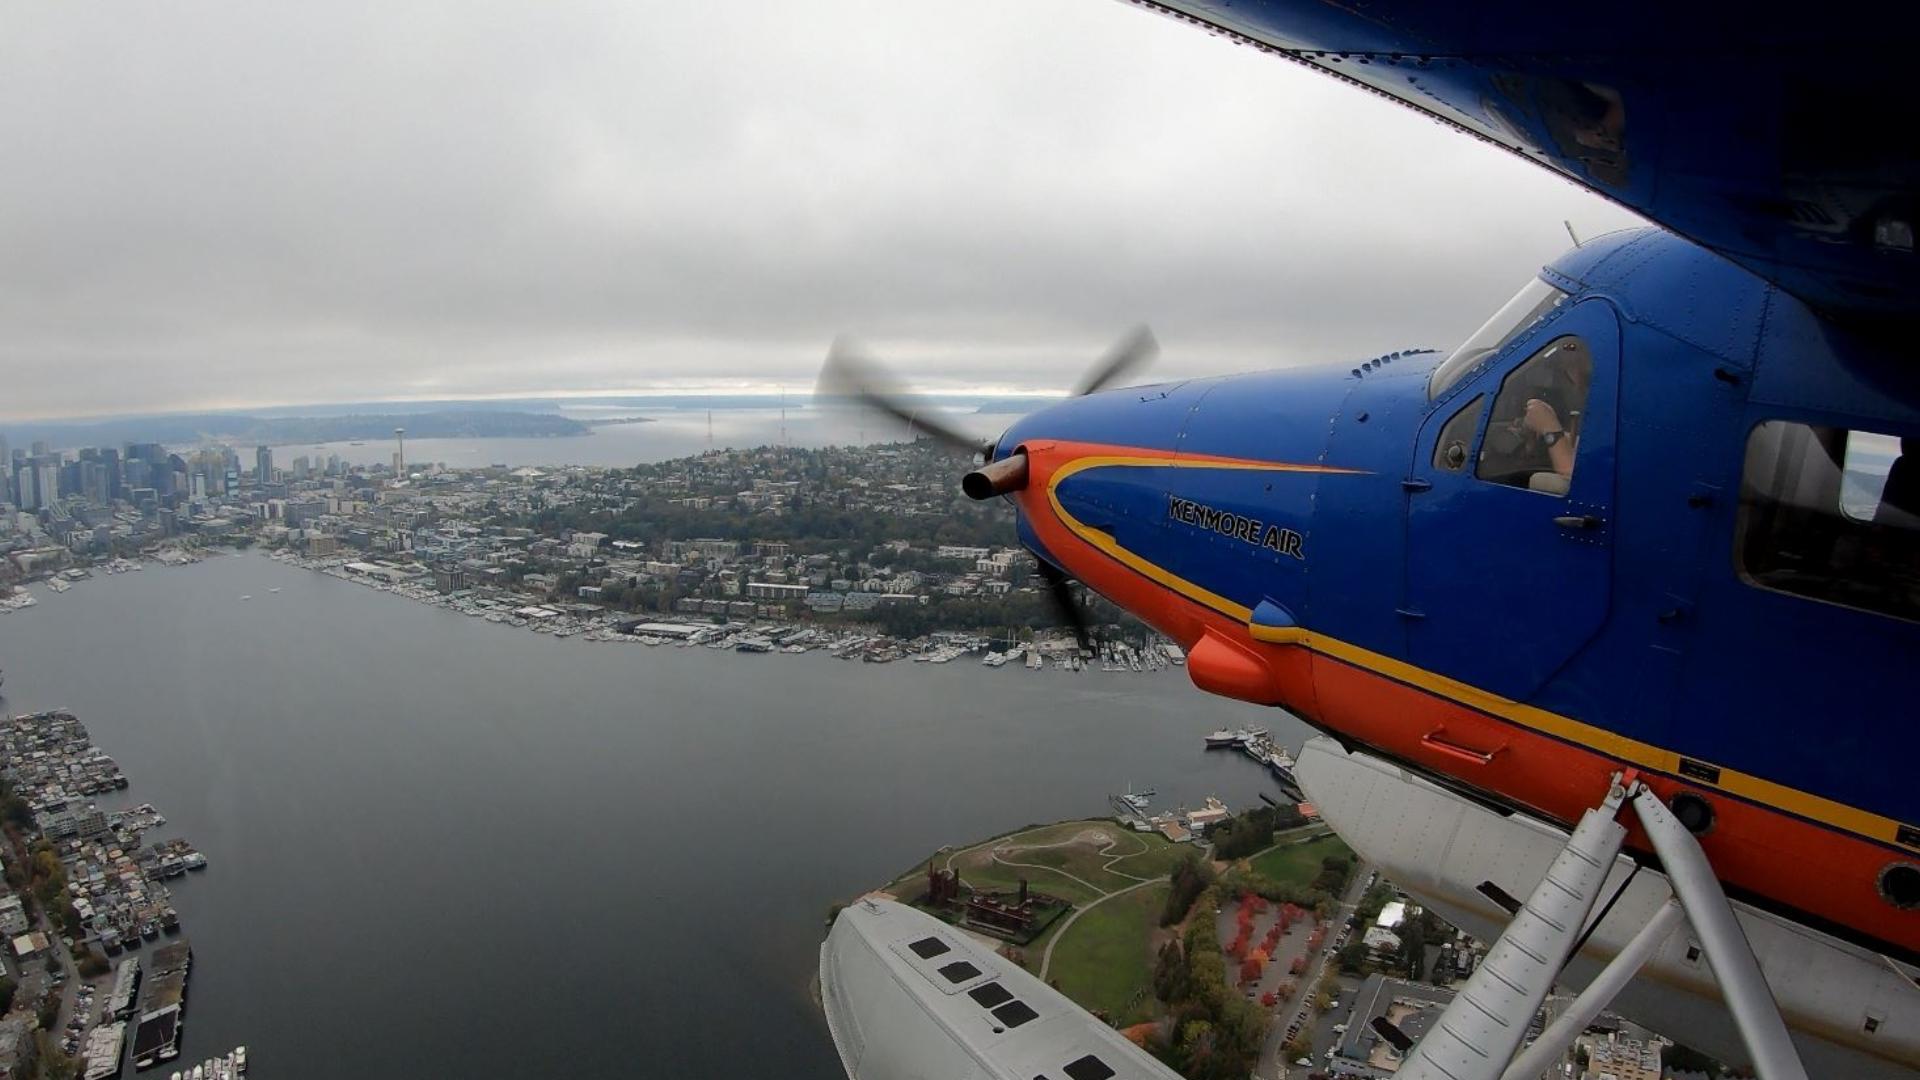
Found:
[1475,337,1592,496]
[1431,395,1485,472]
[1737,421,1920,622]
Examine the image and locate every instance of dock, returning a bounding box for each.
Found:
[131,1006,179,1071]
[107,957,140,1019]
[131,940,191,1070]
[82,1021,126,1080]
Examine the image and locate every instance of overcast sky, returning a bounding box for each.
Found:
[0,0,1642,421]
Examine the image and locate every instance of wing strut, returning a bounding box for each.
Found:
[1396,775,1812,1080]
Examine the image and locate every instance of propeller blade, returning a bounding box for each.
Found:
[1037,561,1092,652]
[1069,325,1159,398]
[815,337,991,455]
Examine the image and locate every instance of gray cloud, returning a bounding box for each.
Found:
[0,0,1642,420]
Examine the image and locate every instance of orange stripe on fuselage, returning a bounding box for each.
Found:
[1012,438,1920,958]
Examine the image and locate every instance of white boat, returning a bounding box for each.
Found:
[267,587,280,593]
[235,1046,246,1072]
[1204,729,1239,748]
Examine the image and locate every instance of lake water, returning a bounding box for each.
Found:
[0,555,1308,1078]
[292,405,999,470]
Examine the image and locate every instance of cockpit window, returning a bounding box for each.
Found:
[1737,421,1920,622]
[1429,277,1570,400]
[1475,337,1591,495]
[1432,395,1485,473]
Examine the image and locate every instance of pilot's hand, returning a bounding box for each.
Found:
[1523,398,1561,435]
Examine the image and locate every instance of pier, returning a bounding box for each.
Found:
[131,940,191,1070]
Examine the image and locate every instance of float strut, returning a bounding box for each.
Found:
[1629,787,1810,1080]
[1498,899,1684,1080]
[1397,781,1629,1080]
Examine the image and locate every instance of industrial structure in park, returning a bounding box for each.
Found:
[921,863,1071,944]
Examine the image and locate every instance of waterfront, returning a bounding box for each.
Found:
[0,553,1309,1079]
[295,404,983,469]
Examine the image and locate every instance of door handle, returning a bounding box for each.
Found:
[1420,729,1505,766]
[1553,514,1603,530]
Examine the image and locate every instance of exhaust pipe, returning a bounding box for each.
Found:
[962,452,1028,500]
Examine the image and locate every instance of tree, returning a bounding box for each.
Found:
[34,1032,76,1080]
[1357,882,1396,922]
[1336,941,1370,975]
[1282,1030,1312,1061]
[1161,853,1215,926]
[1400,918,1428,981]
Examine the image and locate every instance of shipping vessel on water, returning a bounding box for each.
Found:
[1202,726,1303,798]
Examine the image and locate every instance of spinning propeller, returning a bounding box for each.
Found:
[815,327,1158,650]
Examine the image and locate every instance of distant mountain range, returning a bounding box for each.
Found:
[1,410,589,450]
[1,392,1065,450]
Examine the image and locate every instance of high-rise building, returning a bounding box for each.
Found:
[100,447,122,501]
[255,445,273,487]
[32,458,61,511]
[163,453,186,496]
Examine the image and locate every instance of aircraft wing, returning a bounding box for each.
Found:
[1130,1,1920,321]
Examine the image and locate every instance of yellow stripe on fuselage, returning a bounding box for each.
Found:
[1044,454,1910,851]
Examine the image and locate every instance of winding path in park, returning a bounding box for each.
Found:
[1039,874,1168,981]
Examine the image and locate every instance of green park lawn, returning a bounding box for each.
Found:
[1248,831,1352,889]
[886,820,1194,904]
[1045,880,1170,1026]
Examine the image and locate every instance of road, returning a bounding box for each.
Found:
[1261,857,1374,1080]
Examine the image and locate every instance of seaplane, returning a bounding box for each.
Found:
[818,3,1920,1079]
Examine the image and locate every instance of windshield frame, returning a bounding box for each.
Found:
[1428,276,1570,400]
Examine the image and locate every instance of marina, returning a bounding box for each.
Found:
[168,1044,245,1080]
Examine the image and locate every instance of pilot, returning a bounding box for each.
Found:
[1520,345,1591,479]
[1875,437,1919,530]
